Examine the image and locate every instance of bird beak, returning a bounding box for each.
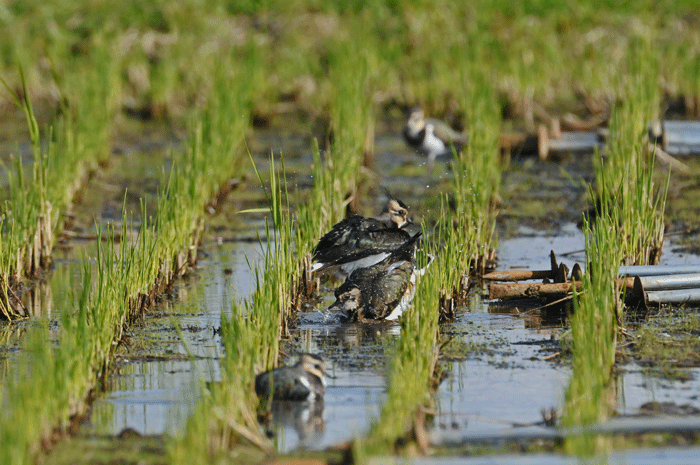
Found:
[329,299,341,310]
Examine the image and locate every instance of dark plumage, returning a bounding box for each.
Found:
[311,199,411,278]
[255,354,326,401]
[331,232,422,322]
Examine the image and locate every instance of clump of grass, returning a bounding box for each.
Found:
[0,48,119,319]
[356,231,441,456]
[438,68,502,316]
[593,37,666,266]
[169,157,298,462]
[563,212,621,456]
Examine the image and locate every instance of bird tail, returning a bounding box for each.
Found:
[391,231,422,260]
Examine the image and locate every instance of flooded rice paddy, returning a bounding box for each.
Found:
[3,121,700,462]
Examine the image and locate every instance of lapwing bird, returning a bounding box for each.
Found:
[311,198,411,279]
[255,353,326,401]
[330,232,422,322]
[403,107,468,165]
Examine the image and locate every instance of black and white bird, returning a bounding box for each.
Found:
[311,198,411,279]
[403,107,468,165]
[330,232,423,322]
[255,353,326,401]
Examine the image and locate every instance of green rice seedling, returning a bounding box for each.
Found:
[2,0,700,122]
[564,41,667,444]
[293,35,377,295]
[455,68,501,274]
[1,25,257,455]
[0,71,54,317]
[593,37,666,266]
[436,64,501,315]
[0,220,134,465]
[170,156,299,462]
[326,36,373,205]
[196,47,256,183]
[290,19,377,236]
[293,140,351,300]
[0,48,119,319]
[0,101,253,458]
[357,227,441,455]
[563,210,621,457]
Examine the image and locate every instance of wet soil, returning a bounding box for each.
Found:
[2,114,700,463]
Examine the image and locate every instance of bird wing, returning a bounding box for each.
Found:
[313,220,410,266]
[428,118,468,146]
[255,369,311,401]
[366,260,414,319]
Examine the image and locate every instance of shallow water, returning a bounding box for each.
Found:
[372,446,700,465]
[66,210,700,455]
[436,310,570,436]
[84,239,265,436]
[77,131,700,456]
[2,126,698,461]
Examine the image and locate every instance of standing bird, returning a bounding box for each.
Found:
[330,232,422,322]
[311,198,411,279]
[255,353,327,401]
[403,107,468,166]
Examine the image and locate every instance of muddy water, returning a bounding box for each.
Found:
[85,238,266,436]
[82,217,700,453]
[433,224,579,445]
[3,123,699,461]
[614,233,700,418]
[76,131,700,456]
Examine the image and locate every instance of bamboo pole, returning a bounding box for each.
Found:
[489,281,582,300]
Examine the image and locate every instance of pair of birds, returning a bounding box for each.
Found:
[403,107,468,166]
[311,198,424,323]
[255,199,421,402]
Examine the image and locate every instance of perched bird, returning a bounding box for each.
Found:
[403,107,468,165]
[255,353,326,401]
[330,232,422,322]
[311,198,411,279]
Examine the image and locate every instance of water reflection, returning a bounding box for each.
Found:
[436,311,570,437]
[85,239,264,436]
[264,399,325,450]
[268,318,398,452]
[87,359,208,435]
